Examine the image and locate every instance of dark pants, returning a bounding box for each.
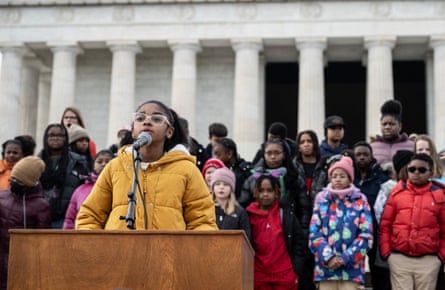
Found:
[299,252,316,290]
[368,244,391,290]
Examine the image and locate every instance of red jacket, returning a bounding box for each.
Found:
[379,180,445,261]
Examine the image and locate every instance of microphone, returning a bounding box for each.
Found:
[133,132,152,150]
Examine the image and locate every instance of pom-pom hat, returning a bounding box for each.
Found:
[11,156,45,187]
[328,156,354,182]
[210,167,236,191]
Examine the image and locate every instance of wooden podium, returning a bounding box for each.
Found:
[8,229,254,290]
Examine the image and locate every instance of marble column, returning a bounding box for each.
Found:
[364,36,396,139]
[48,42,83,123]
[0,43,26,139]
[231,39,263,159]
[295,37,327,140]
[430,36,445,148]
[20,56,44,137]
[107,41,141,146]
[36,70,51,150]
[169,40,201,136]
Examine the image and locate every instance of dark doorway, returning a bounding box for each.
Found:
[393,61,426,136]
[325,62,366,147]
[265,63,299,139]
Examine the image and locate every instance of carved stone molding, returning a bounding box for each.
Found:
[372,2,391,18]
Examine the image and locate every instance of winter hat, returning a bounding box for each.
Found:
[201,158,225,176]
[68,124,89,144]
[11,156,45,187]
[324,115,345,129]
[328,156,354,182]
[392,150,414,174]
[210,167,236,191]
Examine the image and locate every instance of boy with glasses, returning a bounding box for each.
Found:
[380,153,445,290]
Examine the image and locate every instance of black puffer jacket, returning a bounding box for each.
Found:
[0,185,51,290]
[215,204,252,242]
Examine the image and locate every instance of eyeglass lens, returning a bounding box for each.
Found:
[408,166,428,174]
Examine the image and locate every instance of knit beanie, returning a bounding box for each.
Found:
[328,156,354,182]
[11,156,45,187]
[392,150,415,174]
[210,167,236,191]
[68,124,89,144]
[201,158,225,176]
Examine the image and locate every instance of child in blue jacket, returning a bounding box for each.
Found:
[309,156,373,290]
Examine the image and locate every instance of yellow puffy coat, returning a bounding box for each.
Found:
[76,145,217,230]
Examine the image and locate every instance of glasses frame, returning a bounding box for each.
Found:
[133,112,172,127]
[407,166,430,174]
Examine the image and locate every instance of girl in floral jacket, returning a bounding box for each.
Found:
[309,156,373,290]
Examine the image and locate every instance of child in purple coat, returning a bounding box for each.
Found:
[63,150,113,229]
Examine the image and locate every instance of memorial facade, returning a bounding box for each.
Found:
[0,0,444,157]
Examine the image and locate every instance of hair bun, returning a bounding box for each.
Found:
[381,99,402,118]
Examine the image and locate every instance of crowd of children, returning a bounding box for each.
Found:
[1,98,445,290]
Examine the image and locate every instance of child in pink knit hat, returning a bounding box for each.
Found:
[210,167,251,241]
[309,156,373,290]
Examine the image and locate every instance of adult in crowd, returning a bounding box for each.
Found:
[61,107,97,158]
[370,99,413,165]
[76,100,217,230]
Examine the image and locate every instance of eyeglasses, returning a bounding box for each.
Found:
[407,166,430,174]
[48,134,65,139]
[133,113,172,127]
[265,150,283,157]
[63,116,77,120]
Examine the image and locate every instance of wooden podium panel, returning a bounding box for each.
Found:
[8,230,254,290]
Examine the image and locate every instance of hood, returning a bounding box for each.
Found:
[118,144,196,168]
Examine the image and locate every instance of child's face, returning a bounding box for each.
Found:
[213,181,232,200]
[204,166,217,189]
[74,138,89,154]
[257,179,278,211]
[213,145,231,163]
[94,153,112,175]
[4,143,23,163]
[264,143,285,169]
[47,126,66,150]
[298,133,314,157]
[330,168,350,190]
[415,140,431,156]
[132,103,173,147]
[407,159,432,186]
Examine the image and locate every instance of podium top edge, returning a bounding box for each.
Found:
[9,229,246,236]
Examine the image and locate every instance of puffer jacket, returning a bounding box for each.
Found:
[370,133,413,165]
[379,180,445,261]
[309,185,373,284]
[63,173,98,229]
[76,145,217,230]
[0,185,51,290]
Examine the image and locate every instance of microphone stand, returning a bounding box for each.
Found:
[120,148,142,230]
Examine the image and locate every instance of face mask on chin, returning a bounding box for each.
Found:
[10,180,27,195]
